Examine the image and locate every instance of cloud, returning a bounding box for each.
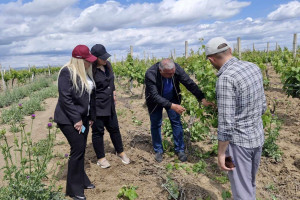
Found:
[0,0,77,16]
[0,0,299,68]
[267,1,300,20]
[0,0,78,45]
[66,0,250,31]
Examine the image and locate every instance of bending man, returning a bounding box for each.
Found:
[145,58,213,162]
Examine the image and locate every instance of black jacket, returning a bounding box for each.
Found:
[92,61,116,116]
[145,62,205,114]
[54,67,96,125]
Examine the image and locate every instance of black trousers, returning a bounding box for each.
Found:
[92,113,124,159]
[59,119,91,197]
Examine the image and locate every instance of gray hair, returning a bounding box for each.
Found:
[159,58,175,71]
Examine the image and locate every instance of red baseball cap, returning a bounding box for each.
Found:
[72,45,97,63]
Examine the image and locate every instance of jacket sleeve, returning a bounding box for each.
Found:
[145,71,172,109]
[108,61,116,91]
[176,64,205,101]
[89,87,96,122]
[58,68,82,125]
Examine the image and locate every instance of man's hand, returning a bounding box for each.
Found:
[74,120,83,133]
[218,140,234,171]
[218,153,234,171]
[201,98,215,107]
[171,103,186,115]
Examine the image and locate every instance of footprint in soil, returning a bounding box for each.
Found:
[294,158,300,170]
[129,134,153,153]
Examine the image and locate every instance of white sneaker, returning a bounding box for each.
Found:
[117,153,130,164]
[97,159,111,168]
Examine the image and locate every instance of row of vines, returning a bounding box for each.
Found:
[0,66,61,90]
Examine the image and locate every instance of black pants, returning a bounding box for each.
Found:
[92,113,124,159]
[59,119,91,197]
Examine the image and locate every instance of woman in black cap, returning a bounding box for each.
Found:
[90,44,130,168]
[54,45,97,200]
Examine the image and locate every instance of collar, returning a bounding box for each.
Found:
[217,57,238,77]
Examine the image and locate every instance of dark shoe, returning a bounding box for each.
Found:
[155,152,163,163]
[84,183,95,189]
[177,152,187,162]
[71,195,86,200]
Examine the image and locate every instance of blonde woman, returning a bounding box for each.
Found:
[54,45,97,200]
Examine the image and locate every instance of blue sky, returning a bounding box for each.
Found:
[0,0,299,68]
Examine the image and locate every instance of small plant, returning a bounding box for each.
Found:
[162,118,173,137]
[166,163,173,171]
[131,116,142,126]
[262,110,282,162]
[162,138,175,157]
[117,108,127,117]
[117,185,138,200]
[214,175,229,184]
[162,176,180,200]
[221,190,232,200]
[9,121,21,133]
[265,183,277,191]
[192,160,207,174]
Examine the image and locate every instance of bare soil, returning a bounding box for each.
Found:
[0,66,299,200]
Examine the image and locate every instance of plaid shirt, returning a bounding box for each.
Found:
[216,57,267,148]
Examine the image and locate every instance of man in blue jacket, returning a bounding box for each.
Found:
[145,58,213,162]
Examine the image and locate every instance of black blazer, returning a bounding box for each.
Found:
[145,62,205,114]
[54,67,96,125]
[92,61,116,116]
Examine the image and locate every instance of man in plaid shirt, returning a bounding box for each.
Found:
[205,37,267,200]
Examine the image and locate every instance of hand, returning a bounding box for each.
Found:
[171,103,186,115]
[74,120,83,133]
[89,120,94,126]
[201,98,215,107]
[218,153,235,171]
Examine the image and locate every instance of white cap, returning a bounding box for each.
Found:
[205,37,230,56]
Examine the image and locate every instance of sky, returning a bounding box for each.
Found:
[0,0,299,68]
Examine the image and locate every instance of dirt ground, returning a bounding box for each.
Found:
[0,66,299,200]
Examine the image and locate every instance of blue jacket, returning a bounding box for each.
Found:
[145,62,205,114]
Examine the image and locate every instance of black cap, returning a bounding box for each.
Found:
[91,44,111,61]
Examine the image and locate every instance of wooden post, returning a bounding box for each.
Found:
[143,51,146,62]
[237,37,241,59]
[253,43,255,52]
[275,42,278,51]
[293,33,297,59]
[130,45,133,57]
[114,54,116,64]
[267,42,269,54]
[185,41,188,59]
[0,64,7,91]
[173,49,176,60]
